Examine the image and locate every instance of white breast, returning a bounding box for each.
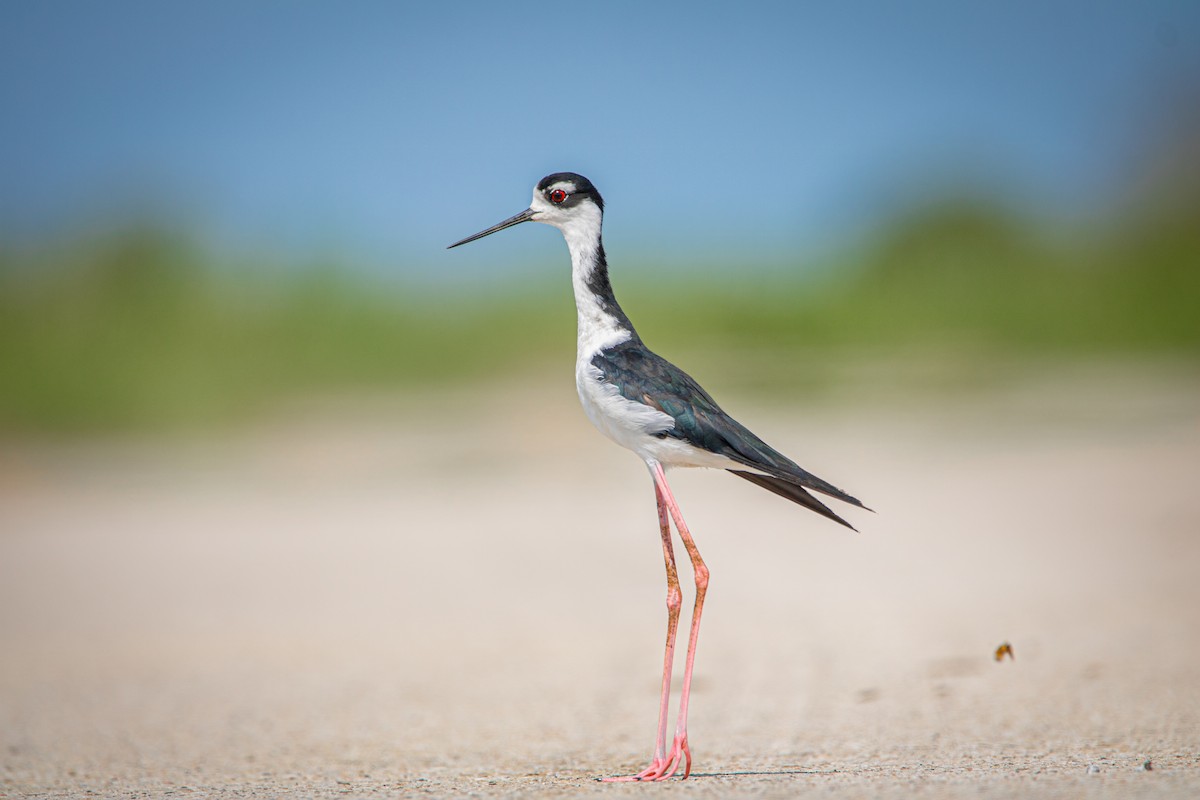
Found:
[574,359,752,471]
[575,360,673,458]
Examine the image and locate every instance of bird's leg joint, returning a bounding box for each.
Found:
[665,581,682,613]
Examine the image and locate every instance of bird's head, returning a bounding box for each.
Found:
[447,172,604,250]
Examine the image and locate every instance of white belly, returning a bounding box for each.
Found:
[574,361,748,470]
[570,278,745,470]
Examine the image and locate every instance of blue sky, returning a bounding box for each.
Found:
[1,1,1197,277]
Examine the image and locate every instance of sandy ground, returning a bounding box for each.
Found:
[2,367,1199,798]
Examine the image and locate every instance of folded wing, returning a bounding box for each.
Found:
[591,339,868,527]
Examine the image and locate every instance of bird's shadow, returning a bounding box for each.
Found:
[692,769,837,778]
[596,769,838,781]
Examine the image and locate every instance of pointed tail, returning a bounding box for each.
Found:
[729,470,858,531]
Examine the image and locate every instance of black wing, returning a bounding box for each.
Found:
[591,339,867,527]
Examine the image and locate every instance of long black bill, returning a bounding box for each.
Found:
[446,208,536,249]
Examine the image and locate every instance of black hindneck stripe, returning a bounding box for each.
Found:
[585,243,637,336]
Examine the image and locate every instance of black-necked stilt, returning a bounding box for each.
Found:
[448,172,867,781]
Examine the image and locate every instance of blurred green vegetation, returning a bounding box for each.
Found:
[1,179,1197,433]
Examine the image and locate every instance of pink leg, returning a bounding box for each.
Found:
[606,462,709,782]
[604,482,683,782]
[654,461,708,780]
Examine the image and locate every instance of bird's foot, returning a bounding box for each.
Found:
[602,735,691,782]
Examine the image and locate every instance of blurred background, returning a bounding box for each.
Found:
[3,3,1200,796]
[1,0,1197,432]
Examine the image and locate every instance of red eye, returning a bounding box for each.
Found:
[549,189,567,204]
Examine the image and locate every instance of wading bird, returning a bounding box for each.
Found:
[448,173,866,781]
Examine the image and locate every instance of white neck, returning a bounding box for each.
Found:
[558,210,632,361]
